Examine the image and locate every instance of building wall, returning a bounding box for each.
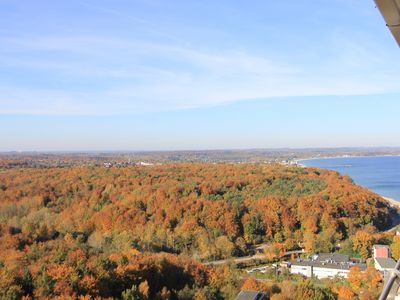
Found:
[374,247,389,258]
[290,265,312,277]
[291,265,350,279]
[312,267,349,279]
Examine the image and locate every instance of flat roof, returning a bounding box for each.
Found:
[235,291,265,300]
[375,0,400,46]
[375,257,397,269]
[314,253,349,263]
[292,260,367,271]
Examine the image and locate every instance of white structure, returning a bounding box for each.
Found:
[138,161,154,166]
[290,253,367,279]
[290,264,313,277]
[291,262,354,279]
[375,0,400,46]
[375,257,396,272]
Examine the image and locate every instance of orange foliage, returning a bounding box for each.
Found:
[0,163,392,298]
[337,286,356,300]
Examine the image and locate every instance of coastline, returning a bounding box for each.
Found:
[299,156,400,202]
[382,196,400,208]
[296,154,400,165]
[382,196,400,232]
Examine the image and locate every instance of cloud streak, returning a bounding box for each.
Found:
[1,1,400,115]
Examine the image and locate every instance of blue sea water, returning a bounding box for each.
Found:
[300,156,400,201]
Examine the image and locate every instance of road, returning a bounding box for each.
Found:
[203,248,304,266]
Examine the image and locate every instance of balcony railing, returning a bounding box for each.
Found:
[379,259,400,300]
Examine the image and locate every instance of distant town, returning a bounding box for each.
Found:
[1,147,400,169]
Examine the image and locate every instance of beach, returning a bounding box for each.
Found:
[380,195,400,208]
[383,196,400,209]
[381,196,400,233]
[301,156,400,203]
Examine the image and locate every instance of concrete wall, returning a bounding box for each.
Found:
[291,265,350,279]
[290,265,312,277]
[312,267,349,279]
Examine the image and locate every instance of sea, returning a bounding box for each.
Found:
[300,156,400,202]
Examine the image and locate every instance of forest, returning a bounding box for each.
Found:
[0,163,395,299]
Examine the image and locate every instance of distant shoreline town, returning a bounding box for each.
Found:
[1,147,400,169]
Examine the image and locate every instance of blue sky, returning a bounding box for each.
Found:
[1,0,400,151]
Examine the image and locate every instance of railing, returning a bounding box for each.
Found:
[379,259,400,300]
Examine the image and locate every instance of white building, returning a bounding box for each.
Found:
[290,253,367,279]
[374,257,396,273]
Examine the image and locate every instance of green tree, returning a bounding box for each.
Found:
[391,236,400,260]
[295,279,336,300]
[244,214,265,244]
[34,267,54,297]
[20,270,34,296]
[122,284,141,300]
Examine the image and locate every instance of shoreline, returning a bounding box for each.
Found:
[299,156,400,206]
[382,196,400,208]
[382,196,400,232]
[296,154,400,165]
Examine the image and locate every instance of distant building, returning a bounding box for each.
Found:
[372,244,397,284]
[235,291,266,300]
[373,245,390,259]
[138,161,154,166]
[290,253,367,279]
[375,257,397,272]
[280,261,291,268]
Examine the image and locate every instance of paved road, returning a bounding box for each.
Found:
[203,249,304,266]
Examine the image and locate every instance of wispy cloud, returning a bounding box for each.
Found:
[1,1,400,116]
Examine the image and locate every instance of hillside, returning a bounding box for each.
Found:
[0,163,394,299]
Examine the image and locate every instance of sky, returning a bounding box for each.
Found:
[1,0,400,151]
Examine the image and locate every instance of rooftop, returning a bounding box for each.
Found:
[235,291,266,300]
[314,253,350,263]
[292,260,367,271]
[292,253,366,271]
[374,245,390,249]
[375,257,397,269]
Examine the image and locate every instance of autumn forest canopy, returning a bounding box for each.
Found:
[0,163,395,299]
